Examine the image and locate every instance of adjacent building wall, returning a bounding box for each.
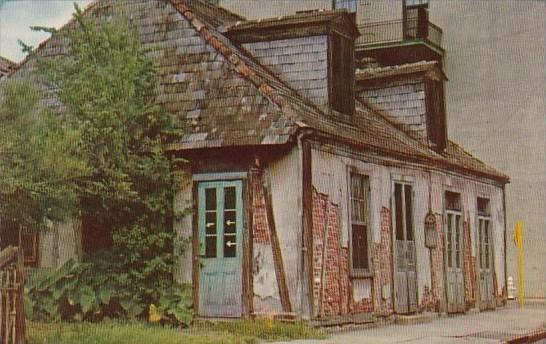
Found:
[429,0,546,300]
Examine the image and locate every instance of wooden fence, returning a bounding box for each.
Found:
[0,246,25,344]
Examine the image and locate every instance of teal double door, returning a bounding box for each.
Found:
[197,180,243,317]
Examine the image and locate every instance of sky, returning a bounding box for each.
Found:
[0,0,92,62]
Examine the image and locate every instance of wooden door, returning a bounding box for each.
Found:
[198,180,243,317]
[445,211,465,313]
[393,183,418,314]
[478,217,495,310]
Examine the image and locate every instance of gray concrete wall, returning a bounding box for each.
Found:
[429,0,546,299]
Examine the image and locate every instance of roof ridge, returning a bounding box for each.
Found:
[7,0,100,76]
[170,0,314,128]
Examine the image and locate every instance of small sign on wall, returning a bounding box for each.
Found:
[424,211,438,249]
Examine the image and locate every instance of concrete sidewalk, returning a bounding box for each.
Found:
[277,303,546,344]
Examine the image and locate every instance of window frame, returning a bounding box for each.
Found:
[21,227,39,266]
[443,189,464,271]
[347,168,373,277]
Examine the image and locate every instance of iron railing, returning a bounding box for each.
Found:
[357,19,443,49]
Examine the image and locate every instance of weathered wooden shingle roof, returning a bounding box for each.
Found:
[5,0,508,183]
[0,56,16,76]
[356,60,447,81]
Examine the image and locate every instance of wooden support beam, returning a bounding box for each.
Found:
[262,174,292,313]
[242,177,254,317]
[191,183,200,317]
[301,140,315,318]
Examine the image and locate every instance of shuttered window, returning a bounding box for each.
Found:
[350,173,371,274]
[330,34,355,116]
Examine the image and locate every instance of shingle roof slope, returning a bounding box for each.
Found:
[4,0,508,183]
[356,60,447,81]
[0,56,16,74]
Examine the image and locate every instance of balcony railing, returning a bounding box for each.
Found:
[356,19,443,49]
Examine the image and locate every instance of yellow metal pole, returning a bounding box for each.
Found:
[513,221,524,307]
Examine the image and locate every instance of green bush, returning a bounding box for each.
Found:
[25,255,192,326]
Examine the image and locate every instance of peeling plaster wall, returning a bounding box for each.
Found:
[310,143,506,315]
[252,147,302,314]
[267,147,303,312]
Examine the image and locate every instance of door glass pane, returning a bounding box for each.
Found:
[224,187,236,210]
[205,188,216,210]
[224,187,237,258]
[204,188,217,258]
[404,185,414,241]
[395,183,404,240]
[455,215,461,268]
[447,213,452,268]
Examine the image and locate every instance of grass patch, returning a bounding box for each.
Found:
[27,319,325,344]
[196,319,326,341]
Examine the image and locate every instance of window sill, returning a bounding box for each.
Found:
[350,270,374,279]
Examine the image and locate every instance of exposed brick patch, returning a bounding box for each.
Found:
[463,220,476,309]
[428,213,444,311]
[420,285,435,312]
[312,190,347,316]
[372,206,394,316]
[250,169,270,244]
[312,189,375,317]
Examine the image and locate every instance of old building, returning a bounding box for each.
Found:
[219,0,546,302]
[5,0,509,321]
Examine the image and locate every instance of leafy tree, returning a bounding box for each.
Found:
[21,5,189,325]
[0,79,88,229]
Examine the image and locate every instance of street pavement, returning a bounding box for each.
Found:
[276,302,546,343]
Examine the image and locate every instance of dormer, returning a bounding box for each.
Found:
[224,10,360,116]
[356,61,447,152]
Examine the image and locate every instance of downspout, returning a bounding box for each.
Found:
[297,128,314,319]
[502,183,508,303]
